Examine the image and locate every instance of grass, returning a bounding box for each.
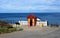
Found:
[0,20,23,34]
[0,26,23,34]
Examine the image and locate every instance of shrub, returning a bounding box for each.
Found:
[0,26,8,33]
[15,27,23,31]
[0,20,13,28]
[7,27,23,33]
[0,20,23,34]
[0,26,16,33]
[7,28,16,33]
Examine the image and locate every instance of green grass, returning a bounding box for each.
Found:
[0,26,23,34]
[15,27,23,31]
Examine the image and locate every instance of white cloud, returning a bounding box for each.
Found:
[0,0,60,12]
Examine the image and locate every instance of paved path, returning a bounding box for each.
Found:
[0,27,60,38]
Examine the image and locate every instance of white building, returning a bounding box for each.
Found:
[18,18,48,27]
[19,21,28,25]
[36,18,47,26]
[36,21,47,26]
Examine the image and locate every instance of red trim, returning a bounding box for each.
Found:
[27,14,36,27]
[27,14,36,19]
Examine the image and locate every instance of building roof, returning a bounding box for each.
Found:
[27,14,36,19]
[37,18,41,21]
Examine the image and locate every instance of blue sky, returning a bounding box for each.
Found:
[0,0,60,13]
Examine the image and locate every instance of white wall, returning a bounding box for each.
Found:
[36,21,40,25]
[19,21,28,25]
[36,21,47,26]
[18,20,47,26]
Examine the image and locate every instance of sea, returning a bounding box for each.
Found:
[0,13,60,25]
